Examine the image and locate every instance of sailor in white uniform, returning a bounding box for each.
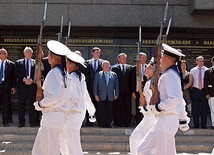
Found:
[138,44,189,155]
[129,58,156,155]
[32,40,71,155]
[60,51,96,155]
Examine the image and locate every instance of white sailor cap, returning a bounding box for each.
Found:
[148,57,155,66]
[66,52,86,68]
[47,40,71,56]
[162,43,185,59]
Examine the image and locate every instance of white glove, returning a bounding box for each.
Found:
[139,106,148,114]
[150,104,161,115]
[179,117,190,132]
[89,115,96,123]
[179,123,189,132]
[33,101,43,111]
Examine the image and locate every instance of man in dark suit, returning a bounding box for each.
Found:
[15,46,39,127]
[131,52,147,125]
[84,47,103,126]
[42,56,51,80]
[204,56,214,129]
[0,48,16,127]
[93,60,119,128]
[112,53,132,127]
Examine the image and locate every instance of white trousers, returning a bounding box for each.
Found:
[208,97,214,126]
[137,115,179,155]
[32,112,65,155]
[60,112,84,155]
[129,113,156,155]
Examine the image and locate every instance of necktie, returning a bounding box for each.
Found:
[122,65,125,75]
[105,72,109,85]
[26,59,29,77]
[93,60,97,71]
[141,64,145,78]
[198,67,202,90]
[0,61,4,84]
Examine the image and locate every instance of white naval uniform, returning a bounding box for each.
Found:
[81,74,96,118]
[138,66,184,155]
[129,79,156,155]
[32,66,71,155]
[60,72,95,155]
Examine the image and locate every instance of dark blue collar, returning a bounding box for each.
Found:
[54,64,63,72]
[165,65,180,77]
[71,70,80,76]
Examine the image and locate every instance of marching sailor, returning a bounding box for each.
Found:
[32,40,71,155]
[138,44,189,155]
[60,51,96,155]
[129,58,156,155]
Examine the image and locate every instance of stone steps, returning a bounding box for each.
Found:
[0,127,213,154]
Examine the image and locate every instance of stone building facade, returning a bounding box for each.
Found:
[0,0,214,68]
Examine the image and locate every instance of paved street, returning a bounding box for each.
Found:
[0,112,213,155]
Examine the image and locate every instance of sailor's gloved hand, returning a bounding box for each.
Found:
[150,104,162,115]
[139,106,148,114]
[89,115,96,123]
[179,117,190,132]
[33,101,43,111]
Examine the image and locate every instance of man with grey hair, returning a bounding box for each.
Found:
[131,52,147,125]
[112,53,132,127]
[94,60,119,128]
[15,46,39,127]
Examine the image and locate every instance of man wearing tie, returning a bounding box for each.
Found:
[131,52,147,125]
[112,53,132,127]
[204,56,214,129]
[94,60,119,128]
[84,47,103,126]
[0,48,16,127]
[189,56,208,128]
[15,46,39,127]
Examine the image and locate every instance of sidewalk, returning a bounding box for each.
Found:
[0,111,213,155]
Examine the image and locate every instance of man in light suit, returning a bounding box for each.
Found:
[94,60,119,128]
[204,56,214,129]
[0,48,16,127]
[84,47,103,126]
[15,46,39,127]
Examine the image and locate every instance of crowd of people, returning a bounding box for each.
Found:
[0,43,214,130]
[0,41,214,154]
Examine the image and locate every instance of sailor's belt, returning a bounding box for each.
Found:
[42,107,80,115]
[42,107,64,114]
[65,110,81,115]
[156,112,175,117]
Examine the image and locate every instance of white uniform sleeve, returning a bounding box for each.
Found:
[159,71,183,111]
[40,69,64,107]
[84,81,96,115]
[143,80,152,106]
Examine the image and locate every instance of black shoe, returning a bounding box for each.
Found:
[201,126,207,129]
[193,125,199,129]
[30,123,39,127]
[3,123,9,127]
[18,123,25,127]
[100,125,105,128]
[211,126,214,130]
[85,122,94,127]
[107,125,112,128]
[8,119,13,123]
